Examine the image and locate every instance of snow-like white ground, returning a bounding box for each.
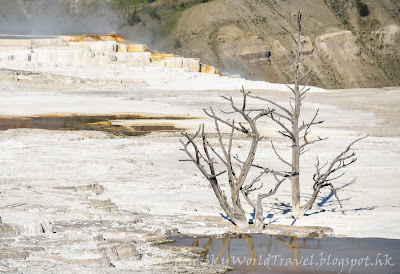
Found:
[0,60,326,92]
[0,64,399,272]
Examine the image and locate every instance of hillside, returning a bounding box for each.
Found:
[116,0,400,89]
[1,0,399,88]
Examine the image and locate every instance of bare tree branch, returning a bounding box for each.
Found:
[204,107,244,134]
[271,141,292,167]
[278,49,295,66]
[279,23,297,43]
[248,95,292,116]
[302,135,369,213]
[299,62,317,83]
[299,109,324,132]
[258,174,287,200]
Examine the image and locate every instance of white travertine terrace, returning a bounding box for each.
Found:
[0,34,218,74]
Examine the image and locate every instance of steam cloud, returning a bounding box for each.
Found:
[0,0,125,34]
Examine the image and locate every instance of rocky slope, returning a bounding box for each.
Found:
[1,0,399,88]
[120,0,400,89]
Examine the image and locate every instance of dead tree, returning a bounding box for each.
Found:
[246,10,367,217]
[180,91,291,228]
[180,10,367,227]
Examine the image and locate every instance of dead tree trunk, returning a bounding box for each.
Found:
[291,25,302,217]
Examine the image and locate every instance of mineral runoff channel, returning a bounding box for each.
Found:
[0,114,194,136]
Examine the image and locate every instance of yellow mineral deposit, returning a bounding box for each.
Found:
[151,52,175,62]
[125,44,148,52]
[0,34,220,74]
[201,64,222,75]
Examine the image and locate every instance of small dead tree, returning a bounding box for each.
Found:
[180,10,367,227]
[180,93,291,228]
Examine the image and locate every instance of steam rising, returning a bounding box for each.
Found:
[0,0,125,34]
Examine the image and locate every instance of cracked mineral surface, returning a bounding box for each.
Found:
[0,37,399,272]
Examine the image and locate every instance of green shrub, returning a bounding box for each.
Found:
[356,0,370,17]
[359,4,370,17]
[127,9,141,25]
[174,39,182,49]
[149,9,161,20]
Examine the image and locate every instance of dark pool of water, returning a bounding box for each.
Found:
[167,234,400,273]
[131,125,178,132]
[0,115,185,136]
